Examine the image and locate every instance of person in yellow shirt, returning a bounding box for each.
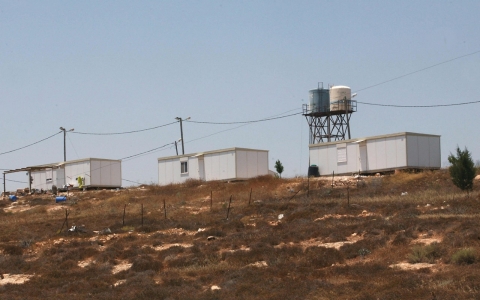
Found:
[77,176,84,189]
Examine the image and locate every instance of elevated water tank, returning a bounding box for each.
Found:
[330,86,352,112]
[308,89,329,113]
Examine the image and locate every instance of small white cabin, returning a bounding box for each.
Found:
[158,147,269,185]
[29,158,122,190]
[309,132,441,176]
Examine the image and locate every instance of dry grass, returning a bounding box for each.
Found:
[0,170,480,299]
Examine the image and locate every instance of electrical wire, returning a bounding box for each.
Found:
[121,143,173,161]
[67,133,80,159]
[71,121,177,135]
[122,178,145,185]
[119,108,303,161]
[185,111,302,125]
[5,178,28,184]
[186,108,302,143]
[356,99,480,107]
[0,131,62,156]
[354,49,480,93]
[186,124,247,144]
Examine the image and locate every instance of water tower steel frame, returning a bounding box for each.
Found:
[303,85,357,144]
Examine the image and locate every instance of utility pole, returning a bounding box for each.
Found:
[175,117,190,155]
[59,127,74,162]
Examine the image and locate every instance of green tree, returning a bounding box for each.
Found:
[274,160,284,178]
[448,146,476,194]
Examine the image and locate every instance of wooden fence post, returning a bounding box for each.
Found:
[249,188,252,205]
[347,184,350,207]
[307,175,310,197]
[141,203,144,227]
[123,204,127,226]
[331,171,335,188]
[59,209,70,233]
[65,209,69,230]
[210,190,213,210]
[226,195,232,220]
[164,199,167,219]
[357,169,360,188]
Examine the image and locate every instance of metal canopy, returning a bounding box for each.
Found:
[3,163,63,175]
[3,163,63,195]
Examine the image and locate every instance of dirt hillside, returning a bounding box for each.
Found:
[1,170,480,299]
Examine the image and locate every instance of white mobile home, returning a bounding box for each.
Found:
[309,132,441,176]
[29,158,122,190]
[158,147,269,185]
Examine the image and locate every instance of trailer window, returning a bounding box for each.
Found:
[337,147,347,163]
[181,162,188,174]
[46,169,53,183]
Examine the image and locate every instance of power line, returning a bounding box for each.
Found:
[357,99,480,108]
[120,108,303,160]
[5,178,28,184]
[71,121,177,135]
[0,131,62,156]
[186,124,247,144]
[355,49,480,93]
[186,111,302,125]
[67,133,80,159]
[122,178,145,185]
[121,143,173,161]
[186,108,302,143]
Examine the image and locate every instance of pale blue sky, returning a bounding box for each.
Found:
[2,0,480,189]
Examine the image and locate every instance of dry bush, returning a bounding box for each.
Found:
[326,231,348,243]
[158,245,186,259]
[58,259,79,270]
[284,207,315,222]
[301,246,344,268]
[451,248,476,265]
[223,242,275,267]
[220,218,245,231]
[0,255,29,274]
[340,235,388,259]
[2,244,23,255]
[395,207,422,219]
[408,242,443,263]
[270,245,303,265]
[164,253,198,268]
[131,255,163,272]
[280,220,347,244]
[95,243,123,263]
[195,227,227,238]
[392,231,412,245]
[28,197,53,206]
[183,179,204,188]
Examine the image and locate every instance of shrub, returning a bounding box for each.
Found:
[408,242,442,264]
[392,232,410,245]
[301,246,344,268]
[183,179,204,188]
[448,146,476,193]
[451,248,476,265]
[340,236,388,259]
[59,259,78,270]
[274,160,284,178]
[2,244,23,255]
[131,255,163,272]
